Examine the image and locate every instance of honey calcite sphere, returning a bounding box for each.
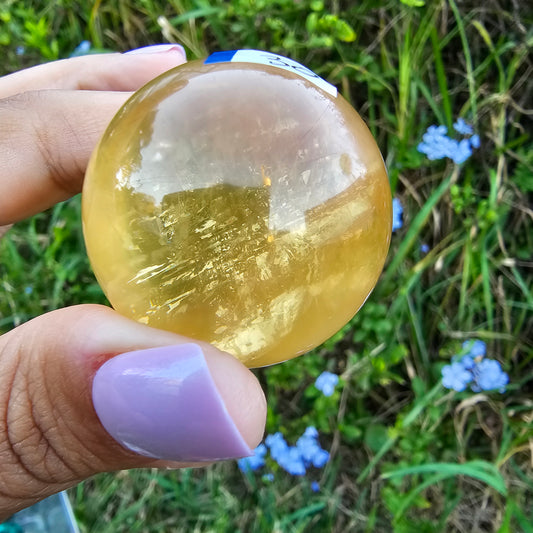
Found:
[82,50,392,367]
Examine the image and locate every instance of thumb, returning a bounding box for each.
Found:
[0,304,266,519]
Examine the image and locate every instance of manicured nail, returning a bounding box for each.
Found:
[92,344,252,462]
[124,44,186,58]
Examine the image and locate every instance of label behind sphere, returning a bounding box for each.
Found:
[205,50,338,97]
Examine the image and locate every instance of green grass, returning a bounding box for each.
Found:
[1,0,532,531]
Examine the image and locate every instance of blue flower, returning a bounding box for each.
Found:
[302,426,319,439]
[452,138,473,164]
[420,243,430,254]
[16,45,25,56]
[392,198,403,231]
[472,359,509,393]
[265,432,289,462]
[296,432,322,463]
[296,427,330,467]
[441,361,473,392]
[417,125,455,160]
[263,427,330,477]
[453,118,474,135]
[426,124,448,138]
[462,339,486,358]
[311,481,320,492]
[417,121,480,164]
[315,371,339,397]
[70,40,92,57]
[470,134,480,149]
[459,354,476,370]
[310,448,329,468]
[277,446,307,475]
[442,339,509,394]
[262,473,274,482]
[237,443,267,472]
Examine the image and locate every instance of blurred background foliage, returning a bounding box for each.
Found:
[0,0,532,531]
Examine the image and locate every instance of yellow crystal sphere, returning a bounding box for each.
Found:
[82,57,392,367]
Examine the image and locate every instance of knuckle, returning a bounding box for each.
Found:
[0,330,79,496]
[30,92,83,195]
[1,90,82,198]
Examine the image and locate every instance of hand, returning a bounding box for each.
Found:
[0,46,266,521]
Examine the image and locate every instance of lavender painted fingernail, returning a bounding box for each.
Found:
[92,344,252,461]
[124,44,186,57]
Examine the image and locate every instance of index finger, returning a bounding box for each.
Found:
[0,45,186,98]
[0,47,188,225]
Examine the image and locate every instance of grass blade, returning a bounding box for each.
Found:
[383,168,458,284]
[382,460,508,496]
[430,26,452,129]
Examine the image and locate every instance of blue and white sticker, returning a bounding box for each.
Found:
[205,50,337,98]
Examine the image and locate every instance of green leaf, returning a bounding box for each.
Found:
[335,19,356,42]
[169,6,223,26]
[306,12,318,34]
[310,0,324,11]
[340,424,363,443]
[364,424,389,453]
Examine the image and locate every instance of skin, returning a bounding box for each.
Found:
[0,50,266,521]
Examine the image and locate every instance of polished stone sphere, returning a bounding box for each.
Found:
[82,55,392,367]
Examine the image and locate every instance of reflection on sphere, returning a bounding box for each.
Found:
[82,58,392,367]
